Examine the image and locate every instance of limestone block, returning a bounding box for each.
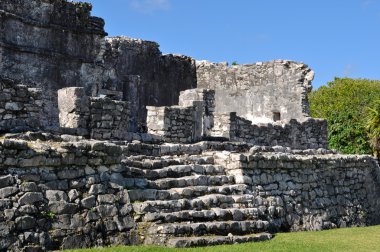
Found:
[0,175,14,188]
[18,192,44,205]
[0,187,19,199]
[48,201,78,214]
[81,195,96,209]
[15,216,36,230]
[58,87,90,129]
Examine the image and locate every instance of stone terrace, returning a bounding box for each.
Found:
[0,134,379,250]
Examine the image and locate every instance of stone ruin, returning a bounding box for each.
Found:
[0,0,379,251]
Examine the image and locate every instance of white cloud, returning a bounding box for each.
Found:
[130,0,171,14]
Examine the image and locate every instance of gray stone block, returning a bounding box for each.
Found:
[48,202,78,214]
[0,187,18,199]
[0,175,14,188]
[81,195,96,209]
[15,216,36,230]
[18,192,44,205]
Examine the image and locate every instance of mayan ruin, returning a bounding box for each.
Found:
[0,0,379,251]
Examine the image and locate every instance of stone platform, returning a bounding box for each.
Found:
[0,133,379,250]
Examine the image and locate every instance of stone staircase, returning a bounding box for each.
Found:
[122,151,273,247]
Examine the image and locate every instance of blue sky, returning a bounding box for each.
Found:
[84,0,380,89]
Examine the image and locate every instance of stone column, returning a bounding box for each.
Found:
[57,87,90,132]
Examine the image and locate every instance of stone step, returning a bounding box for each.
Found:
[129,184,250,201]
[166,233,273,247]
[122,157,182,170]
[128,164,226,180]
[132,194,252,214]
[148,175,235,190]
[122,155,214,170]
[143,207,264,223]
[146,220,270,236]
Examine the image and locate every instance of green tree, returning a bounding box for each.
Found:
[366,100,380,162]
[309,78,380,154]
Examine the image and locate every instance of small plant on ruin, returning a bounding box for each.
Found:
[46,211,55,220]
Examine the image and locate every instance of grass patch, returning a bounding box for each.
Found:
[65,225,380,252]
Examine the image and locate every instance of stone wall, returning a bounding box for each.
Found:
[0,139,136,251]
[0,138,380,250]
[146,106,196,143]
[0,2,197,130]
[212,113,328,149]
[0,77,43,133]
[0,0,106,127]
[0,1,321,132]
[89,97,129,140]
[87,37,197,130]
[58,87,129,140]
[147,89,216,143]
[179,89,215,138]
[196,60,314,123]
[215,148,380,231]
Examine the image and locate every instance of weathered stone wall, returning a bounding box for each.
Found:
[58,87,130,140]
[0,139,136,251]
[0,0,107,127]
[1,138,380,250]
[0,77,43,133]
[146,106,195,143]
[0,2,197,130]
[196,60,314,123]
[89,97,129,140]
[211,113,328,149]
[179,89,215,138]
[147,88,216,143]
[86,37,197,130]
[215,148,380,231]
[0,1,321,133]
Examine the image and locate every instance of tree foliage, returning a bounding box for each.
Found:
[309,78,380,154]
[366,100,380,160]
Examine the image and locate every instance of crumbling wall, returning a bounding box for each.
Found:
[147,106,196,143]
[179,89,215,137]
[0,2,197,131]
[146,89,216,143]
[196,60,314,123]
[0,0,107,127]
[58,87,129,140]
[85,37,197,130]
[0,77,43,132]
[89,97,129,140]
[1,139,380,251]
[212,113,328,149]
[216,149,380,231]
[0,139,136,251]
